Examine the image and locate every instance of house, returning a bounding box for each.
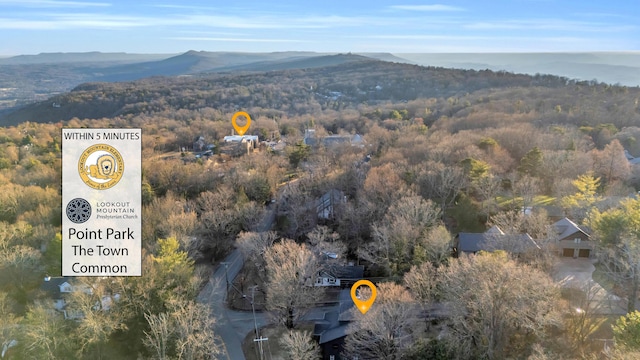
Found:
[193,136,207,152]
[220,135,259,156]
[223,135,259,148]
[40,276,91,319]
[313,290,356,360]
[40,276,119,319]
[315,264,364,288]
[40,276,75,311]
[303,129,364,148]
[455,226,540,257]
[316,189,346,220]
[554,217,592,258]
[314,287,422,359]
[315,311,350,360]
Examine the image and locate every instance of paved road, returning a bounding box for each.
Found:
[197,204,276,360]
[197,249,270,360]
[554,257,626,315]
[196,198,343,359]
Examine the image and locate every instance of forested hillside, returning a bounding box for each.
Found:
[2,60,640,358]
[2,57,570,126]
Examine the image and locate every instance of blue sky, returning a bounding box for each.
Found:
[1,0,638,56]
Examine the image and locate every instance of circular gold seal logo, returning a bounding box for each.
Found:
[78,144,124,190]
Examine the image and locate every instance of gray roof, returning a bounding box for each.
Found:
[40,277,72,300]
[485,225,505,235]
[304,133,364,148]
[313,310,350,344]
[328,265,364,279]
[319,324,350,344]
[553,217,590,240]
[314,290,357,344]
[338,289,356,322]
[458,232,539,254]
[458,233,489,253]
[313,311,339,336]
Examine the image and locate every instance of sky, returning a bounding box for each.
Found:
[1,0,639,56]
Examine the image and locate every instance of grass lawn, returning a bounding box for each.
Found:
[495,194,556,208]
[242,323,316,360]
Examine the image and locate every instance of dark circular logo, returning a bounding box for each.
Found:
[66,198,91,224]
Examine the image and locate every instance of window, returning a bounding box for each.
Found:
[574,238,581,244]
[330,356,335,360]
[329,277,336,284]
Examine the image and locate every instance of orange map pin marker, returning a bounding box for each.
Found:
[232,111,251,136]
[351,280,377,314]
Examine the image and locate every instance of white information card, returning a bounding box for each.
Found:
[62,129,141,276]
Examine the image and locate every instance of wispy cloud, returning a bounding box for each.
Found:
[464,19,635,33]
[0,0,110,7]
[0,14,147,29]
[359,34,595,42]
[390,4,465,12]
[176,30,252,36]
[0,11,383,31]
[153,4,219,11]
[168,37,303,43]
[0,18,57,29]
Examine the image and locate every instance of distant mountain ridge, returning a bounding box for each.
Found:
[0,51,174,65]
[2,50,640,118]
[399,52,640,86]
[0,59,565,126]
[94,51,344,81]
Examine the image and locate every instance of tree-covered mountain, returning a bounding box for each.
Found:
[1,58,569,126]
[3,51,640,116]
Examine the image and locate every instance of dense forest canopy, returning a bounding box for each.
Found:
[1,57,597,125]
[2,59,640,358]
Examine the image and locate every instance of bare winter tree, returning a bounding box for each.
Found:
[169,300,219,360]
[359,194,441,274]
[512,174,540,213]
[279,330,321,360]
[343,282,419,360]
[489,209,525,234]
[419,163,466,216]
[439,252,561,360]
[591,139,630,185]
[264,239,323,329]
[143,312,171,360]
[65,279,127,360]
[277,182,317,240]
[235,231,279,283]
[194,186,264,260]
[417,225,453,267]
[18,301,74,359]
[563,280,609,354]
[404,262,438,306]
[474,173,502,212]
[144,299,219,360]
[306,225,345,259]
